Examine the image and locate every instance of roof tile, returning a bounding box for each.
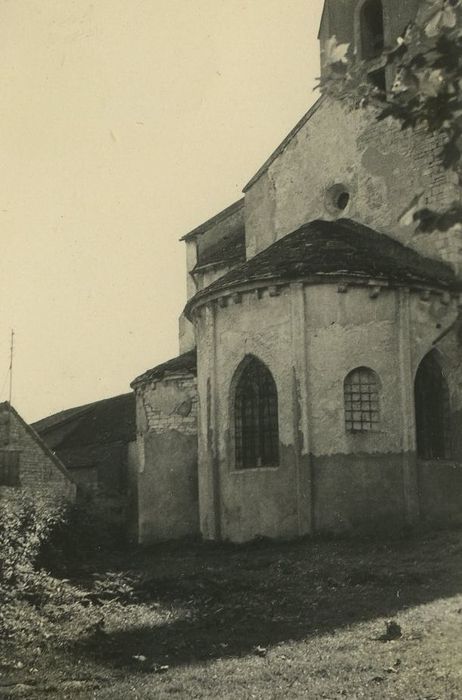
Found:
[185,218,461,318]
[131,349,197,388]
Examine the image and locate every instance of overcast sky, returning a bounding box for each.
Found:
[0,0,324,422]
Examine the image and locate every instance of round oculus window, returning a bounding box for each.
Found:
[325,184,351,214]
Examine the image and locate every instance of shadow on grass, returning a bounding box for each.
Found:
[71,529,462,672]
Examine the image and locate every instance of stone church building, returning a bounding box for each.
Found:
[133,0,462,543]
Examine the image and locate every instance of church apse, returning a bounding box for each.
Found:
[186,218,462,541]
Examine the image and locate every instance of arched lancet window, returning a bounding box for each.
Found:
[234,357,279,469]
[344,367,380,432]
[414,351,452,460]
[360,0,384,59]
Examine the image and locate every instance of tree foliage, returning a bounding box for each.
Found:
[320,0,462,233]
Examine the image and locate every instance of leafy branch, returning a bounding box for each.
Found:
[319,0,462,233]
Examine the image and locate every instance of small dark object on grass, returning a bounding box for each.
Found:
[371,675,385,683]
[378,620,402,642]
[384,658,401,674]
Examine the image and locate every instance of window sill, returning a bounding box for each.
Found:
[231,465,280,474]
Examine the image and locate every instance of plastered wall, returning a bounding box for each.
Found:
[196,287,306,542]
[134,374,199,543]
[244,98,461,272]
[194,282,462,541]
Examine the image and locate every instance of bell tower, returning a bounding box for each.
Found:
[318,0,420,84]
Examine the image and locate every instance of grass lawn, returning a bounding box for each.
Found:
[1,528,462,698]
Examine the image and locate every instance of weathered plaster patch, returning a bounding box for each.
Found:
[361,145,401,181]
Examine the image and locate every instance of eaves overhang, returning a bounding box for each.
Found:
[183,218,462,321]
[184,271,461,322]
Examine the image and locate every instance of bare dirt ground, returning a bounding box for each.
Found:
[1,528,462,699]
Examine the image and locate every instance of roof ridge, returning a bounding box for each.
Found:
[243,97,325,192]
[181,198,245,242]
[33,392,134,432]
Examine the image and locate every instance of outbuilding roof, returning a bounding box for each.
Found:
[131,349,197,388]
[33,392,136,467]
[185,218,461,318]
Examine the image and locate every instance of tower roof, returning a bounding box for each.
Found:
[131,349,197,389]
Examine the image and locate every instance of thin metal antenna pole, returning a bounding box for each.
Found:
[6,329,14,445]
[8,329,14,406]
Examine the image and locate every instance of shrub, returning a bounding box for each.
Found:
[40,491,128,576]
[0,490,66,603]
[0,490,130,642]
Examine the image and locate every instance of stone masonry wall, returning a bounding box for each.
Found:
[137,375,198,437]
[0,404,76,500]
